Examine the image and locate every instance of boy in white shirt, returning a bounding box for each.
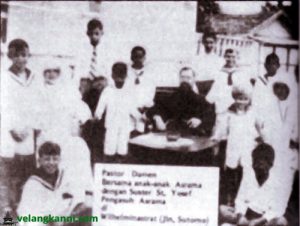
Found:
[220,143,296,226]
[195,31,224,81]
[95,62,141,162]
[1,39,43,212]
[18,142,91,225]
[206,49,241,122]
[128,46,156,135]
[252,53,281,144]
[76,19,110,113]
[253,53,279,102]
[38,119,94,208]
[76,19,109,81]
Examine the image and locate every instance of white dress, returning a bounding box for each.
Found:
[214,107,259,168]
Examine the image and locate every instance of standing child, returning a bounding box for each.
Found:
[206,49,243,136]
[128,46,156,135]
[1,39,42,212]
[95,62,141,162]
[252,53,281,144]
[194,31,224,81]
[212,85,260,205]
[76,19,109,111]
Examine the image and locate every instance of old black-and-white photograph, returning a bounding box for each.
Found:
[0,1,298,226]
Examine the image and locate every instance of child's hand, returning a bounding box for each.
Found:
[187,118,201,128]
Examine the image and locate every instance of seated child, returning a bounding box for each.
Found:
[220,143,296,226]
[38,117,94,207]
[17,142,91,223]
[95,62,141,161]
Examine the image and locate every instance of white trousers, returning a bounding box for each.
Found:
[104,127,130,156]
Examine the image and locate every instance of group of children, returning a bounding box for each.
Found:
[199,33,298,225]
[0,18,158,222]
[0,18,298,226]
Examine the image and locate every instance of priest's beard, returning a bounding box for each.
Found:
[179,82,193,96]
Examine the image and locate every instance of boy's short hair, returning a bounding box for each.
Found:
[232,85,252,100]
[179,67,196,77]
[224,48,236,56]
[252,143,275,166]
[112,62,127,78]
[8,39,29,57]
[202,31,217,42]
[131,46,146,60]
[273,81,290,93]
[131,46,146,57]
[265,53,280,66]
[87,19,103,32]
[38,141,61,157]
